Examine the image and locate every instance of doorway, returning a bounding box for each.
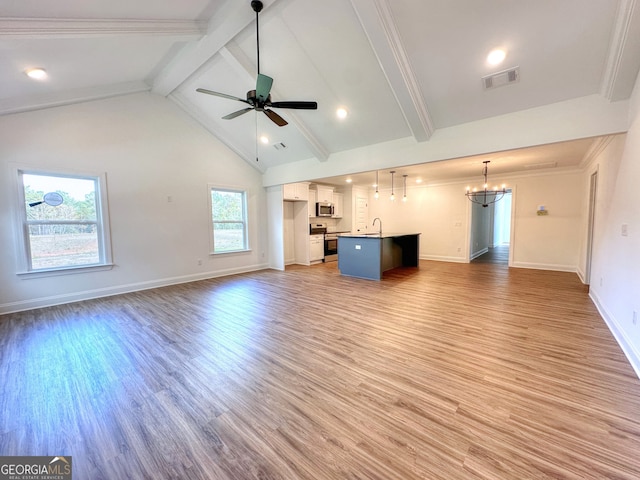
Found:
[471,191,512,265]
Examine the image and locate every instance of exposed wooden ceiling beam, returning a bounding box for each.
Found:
[0,18,204,38]
[600,0,640,101]
[151,0,279,97]
[350,0,434,142]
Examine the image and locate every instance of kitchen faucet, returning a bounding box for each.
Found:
[372,217,382,235]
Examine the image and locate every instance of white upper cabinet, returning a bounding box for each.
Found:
[332,193,344,218]
[315,185,334,203]
[283,182,309,201]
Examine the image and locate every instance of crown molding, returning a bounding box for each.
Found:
[580,135,616,168]
[0,81,150,116]
[0,17,205,38]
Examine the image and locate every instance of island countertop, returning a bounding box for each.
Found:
[337,232,421,239]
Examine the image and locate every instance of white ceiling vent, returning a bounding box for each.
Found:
[482,67,520,90]
[273,142,287,151]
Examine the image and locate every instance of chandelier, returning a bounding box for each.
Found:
[465,161,506,207]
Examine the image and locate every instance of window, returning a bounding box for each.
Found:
[209,187,249,253]
[16,169,112,274]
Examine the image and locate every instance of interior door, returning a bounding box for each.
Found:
[355,195,368,233]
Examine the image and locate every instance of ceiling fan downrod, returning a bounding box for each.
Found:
[251,1,263,75]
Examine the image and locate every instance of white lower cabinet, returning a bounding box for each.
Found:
[309,234,324,262]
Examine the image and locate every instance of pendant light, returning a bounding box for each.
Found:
[374,171,379,199]
[402,175,408,202]
[390,171,396,201]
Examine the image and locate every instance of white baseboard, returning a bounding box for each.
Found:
[0,263,270,315]
[590,290,640,380]
[510,261,576,273]
[470,247,489,261]
[576,266,587,284]
[420,254,467,263]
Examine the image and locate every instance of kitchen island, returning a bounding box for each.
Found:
[337,232,421,280]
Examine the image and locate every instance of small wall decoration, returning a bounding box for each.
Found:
[537,205,549,216]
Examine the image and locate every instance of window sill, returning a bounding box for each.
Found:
[211,249,252,256]
[17,263,114,279]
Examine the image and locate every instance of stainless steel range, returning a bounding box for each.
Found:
[324,226,338,262]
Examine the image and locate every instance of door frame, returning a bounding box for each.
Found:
[584,168,598,285]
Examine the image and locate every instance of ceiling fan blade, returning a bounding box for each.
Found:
[264,109,288,127]
[256,74,273,103]
[222,107,254,120]
[196,88,250,104]
[268,101,318,110]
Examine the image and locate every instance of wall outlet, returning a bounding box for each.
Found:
[622,224,628,236]
[634,311,638,326]
[197,259,203,266]
[600,277,603,287]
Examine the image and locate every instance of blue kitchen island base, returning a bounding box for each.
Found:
[337,233,420,280]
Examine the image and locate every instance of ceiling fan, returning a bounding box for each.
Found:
[196,0,317,127]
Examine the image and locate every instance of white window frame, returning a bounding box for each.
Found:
[208,185,250,255]
[14,166,113,277]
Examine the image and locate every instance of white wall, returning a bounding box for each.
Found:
[266,185,284,270]
[263,95,630,187]
[367,183,469,262]
[0,93,268,314]
[587,96,640,375]
[509,171,584,271]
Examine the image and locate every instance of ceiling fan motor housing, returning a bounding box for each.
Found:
[246,90,271,110]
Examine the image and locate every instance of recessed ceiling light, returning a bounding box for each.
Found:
[346,178,352,183]
[336,107,348,119]
[260,135,269,144]
[25,68,48,80]
[487,49,506,66]
[416,178,423,184]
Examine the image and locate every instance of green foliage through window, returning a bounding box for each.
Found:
[20,172,104,270]
[211,189,248,252]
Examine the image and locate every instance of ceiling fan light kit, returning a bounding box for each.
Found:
[196,0,317,129]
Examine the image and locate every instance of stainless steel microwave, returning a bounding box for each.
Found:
[316,202,334,217]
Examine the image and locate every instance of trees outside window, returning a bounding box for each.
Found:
[210,188,248,253]
[17,170,111,272]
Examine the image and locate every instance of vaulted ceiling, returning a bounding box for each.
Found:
[3,0,639,180]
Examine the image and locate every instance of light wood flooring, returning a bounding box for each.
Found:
[1,260,640,479]
[472,245,510,265]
